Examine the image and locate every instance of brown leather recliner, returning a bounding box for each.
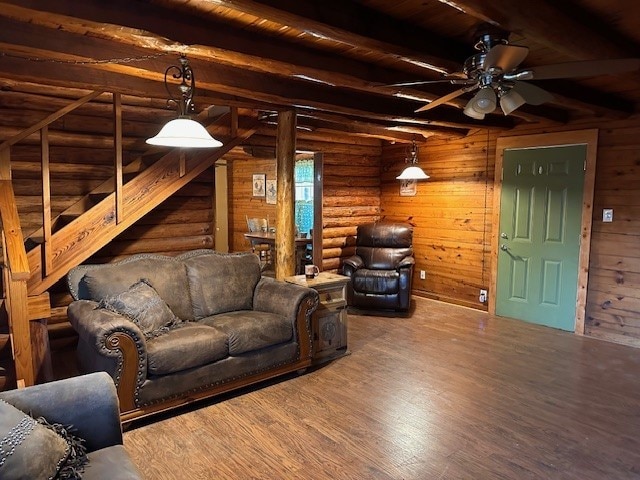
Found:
[342,222,415,312]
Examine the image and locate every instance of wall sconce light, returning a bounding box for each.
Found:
[147,55,223,148]
[396,140,430,180]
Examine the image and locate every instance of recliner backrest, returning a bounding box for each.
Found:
[355,222,413,269]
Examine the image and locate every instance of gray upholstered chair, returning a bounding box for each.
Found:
[342,222,415,313]
[0,372,142,479]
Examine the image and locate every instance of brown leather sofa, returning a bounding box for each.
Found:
[342,222,415,312]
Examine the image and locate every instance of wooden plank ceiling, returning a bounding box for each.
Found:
[0,0,638,143]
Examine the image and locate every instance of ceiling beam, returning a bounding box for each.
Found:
[1,1,625,123]
[294,111,470,140]
[439,0,639,60]
[166,0,467,75]
[0,15,519,131]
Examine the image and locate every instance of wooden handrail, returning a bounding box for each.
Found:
[0,90,104,152]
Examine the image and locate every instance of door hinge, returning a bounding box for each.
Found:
[584,160,587,171]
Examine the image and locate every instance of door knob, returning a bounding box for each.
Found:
[500,232,508,239]
[500,244,509,251]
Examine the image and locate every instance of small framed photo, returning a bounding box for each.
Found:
[252,174,266,197]
[265,179,277,204]
[400,179,417,196]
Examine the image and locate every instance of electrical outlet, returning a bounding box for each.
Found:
[479,289,487,303]
[420,270,426,280]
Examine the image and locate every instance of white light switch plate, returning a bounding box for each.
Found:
[603,208,613,222]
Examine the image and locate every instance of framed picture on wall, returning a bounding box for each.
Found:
[266,179,277,204]
[399,179,417,196]
[252,174,266,197]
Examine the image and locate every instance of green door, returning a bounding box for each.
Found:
[496,145,586,331]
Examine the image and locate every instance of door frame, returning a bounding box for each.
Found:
[489,129,598,334]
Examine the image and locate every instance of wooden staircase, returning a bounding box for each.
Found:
[0,91,259,388]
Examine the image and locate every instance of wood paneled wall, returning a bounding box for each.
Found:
[228,149,277,253]
[227,147,382,271]
[381,117,640,348]
[381,130,495,309]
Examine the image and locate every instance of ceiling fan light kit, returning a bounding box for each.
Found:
[469,86,497,114]
[463,100,485,119]
[404,25,640,120]
[499,88,527,115]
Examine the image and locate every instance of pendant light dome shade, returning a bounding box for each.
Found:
[396,165,430,180]
[146,55,223,149]
[146,118,223,148]
[396,139,430,180]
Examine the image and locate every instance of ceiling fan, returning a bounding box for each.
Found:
[394,27,640,119]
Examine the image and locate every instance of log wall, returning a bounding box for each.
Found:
[228,147,382,271]
[380,117,640,348]
[0,89,217,364]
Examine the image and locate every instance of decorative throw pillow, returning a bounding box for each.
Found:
[0,399,88,480]
[97,278,183,339]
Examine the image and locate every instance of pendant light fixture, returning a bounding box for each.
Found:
[147,55,223,148]
[396,139,430,180]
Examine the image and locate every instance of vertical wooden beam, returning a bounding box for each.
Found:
[0,148,10,180]
[275,110,297,280]
[1,231,34,387]
[113,92,123,223]
[41,126,52,276]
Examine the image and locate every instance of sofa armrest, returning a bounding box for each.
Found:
[253,277,319,360]
[342,255,364,276]
[67,300,148,412]
[0,372,123,452]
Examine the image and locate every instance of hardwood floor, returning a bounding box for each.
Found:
[123,297,640,479]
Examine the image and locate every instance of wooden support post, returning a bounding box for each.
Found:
[275,110,297,280]
[0,148,10,180]
[41,126,53,276]
[113,92,123,223]
[1,234,34,387]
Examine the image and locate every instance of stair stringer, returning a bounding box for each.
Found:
[26,118,259,296]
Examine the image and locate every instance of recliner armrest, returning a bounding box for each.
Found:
[342,255,364,276]
[397,255,415,269]
[0,372,123,452]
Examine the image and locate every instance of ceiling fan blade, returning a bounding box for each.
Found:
[511,81,554,105]
[483,44,529,72]
[414,86,475,113]
[386,76,473,87]
[524,58,640,80]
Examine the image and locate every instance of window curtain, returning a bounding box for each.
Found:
[294,158,314,235]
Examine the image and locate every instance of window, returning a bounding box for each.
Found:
[294,158,314,235]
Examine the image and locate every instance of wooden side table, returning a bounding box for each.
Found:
[284,272,349,364]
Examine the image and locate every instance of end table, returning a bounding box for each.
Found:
[284,272,349,364]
